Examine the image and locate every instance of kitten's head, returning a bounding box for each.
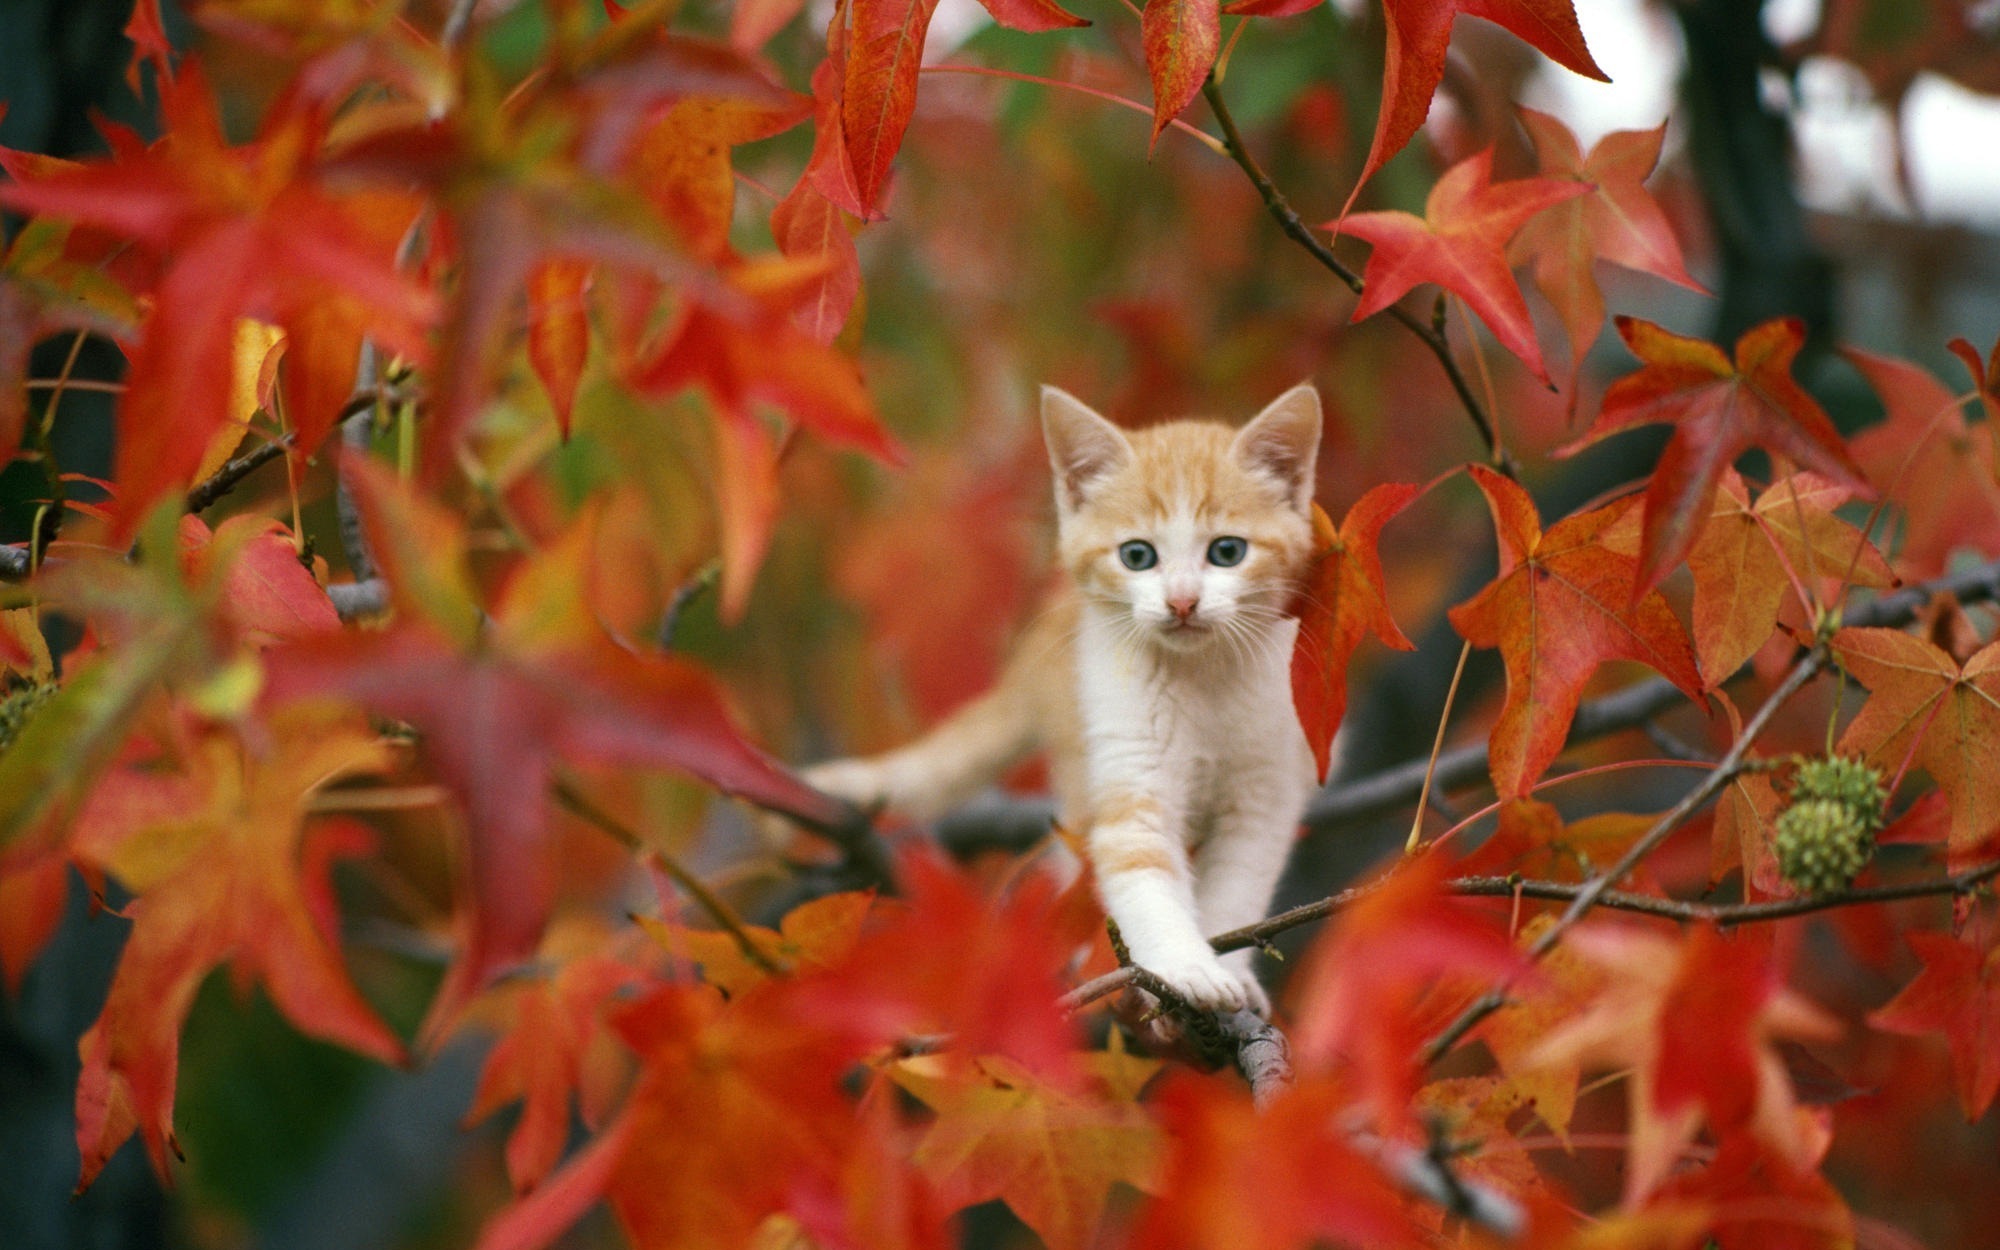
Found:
[1042,384,1321,653]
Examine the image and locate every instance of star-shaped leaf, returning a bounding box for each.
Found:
[1870,926,2000,1121]
[1448,465,1703,798]
[1339,149,1588,384]
[1845,344,2000,580]
[1334,0,1607,216]
[66,712,403,1188]
[1686,470,1893,684]
[890,1054,1162,1250]
[1511,109,1705,399]
[1288,488,1419,782]
[1830,627,2000,866]
[1565,316,1872,597]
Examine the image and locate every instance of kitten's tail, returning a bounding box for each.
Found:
[804,599,1078,823]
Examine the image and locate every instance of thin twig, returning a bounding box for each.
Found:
[1199,73,1515,476]
[552,777,787,975]
[182,388,400,515]
[1419,648,1826,1065]
[658,557,721,649]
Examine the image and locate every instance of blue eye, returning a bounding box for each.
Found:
[1118,540,1158,571]
[1207,536,1248,567]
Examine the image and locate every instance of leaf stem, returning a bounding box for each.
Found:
[1198,73,1516,477]
[921,65,1228,157]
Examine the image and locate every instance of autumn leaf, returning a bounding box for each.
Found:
[639,887,873,996]
[841,0,944,216]
[526,259,592,436]
[0,844,69,994]
[1870,925,2000,1121]
[1653,1137,1851,1250]
[1288,850,1529,1128]
[632,255,904,620]
[1124,1074,1416,1250]
[1830,626,2000,866]
[1845,344,2000,580]
[473,981,890,1250]
[0,62,434,531]
[1527,922,1839,1204]
[262,469,848,1036]
[1686,470,1893,684]
[1336,0,1606,217]
[1141,0,1220,146]
[1338,149,1589,384]
[1474,909,1606,1142]
[1448,465,1702,798]
[791,852,1084,1083]
[890,1053,1162,1250]
[1288,487,1418,782]
[1511,109,1705,399]
[770,175,861,345]
[463,922,656,1193]
[630,91,813,261]
[1565,317,1872,597]
[66,712,403,1188]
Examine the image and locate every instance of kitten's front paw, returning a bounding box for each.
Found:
[1140,947,1251,1014]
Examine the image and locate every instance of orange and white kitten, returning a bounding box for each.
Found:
[807,385,1323,1014]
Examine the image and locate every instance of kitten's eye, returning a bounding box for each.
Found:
[1117,540,1158,571]
[1207,536,1248,567]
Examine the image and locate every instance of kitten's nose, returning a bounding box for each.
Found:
[1168,594,1200,622]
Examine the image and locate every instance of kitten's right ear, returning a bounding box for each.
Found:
[1042,386,1132,510]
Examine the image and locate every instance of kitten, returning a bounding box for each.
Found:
[807,384,1323,1015]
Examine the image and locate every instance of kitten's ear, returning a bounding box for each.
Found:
[1042,386,1132,510]
[1232,383,1322,511]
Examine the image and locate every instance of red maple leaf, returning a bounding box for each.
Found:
[65,713,405,1187]
[0,62,434,532]
[261,458,848,1037]
[1511,109,1705,400]
[631,256,904,620]
[1287,487,1419,783]
[1528,922,1839,1204]
[1125,1074,1416,1250]
[1287,851,1529,1129]
[1829,627,2000,866]
[1564,316,1871,597]
[1141,0,1220,146]
[1448,465,1703,798]
[1332,0,1606,216]
[1338,149,1588,384]
[1845,344,2000,580]
[1870,925,2000,1121]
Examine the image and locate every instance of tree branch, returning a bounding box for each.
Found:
[1199,73,1516,476]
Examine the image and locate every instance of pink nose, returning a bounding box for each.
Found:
[1168,595,1200,622]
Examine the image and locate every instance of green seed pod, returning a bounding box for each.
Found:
[1788,755,1888,831]
[1773,796,1874,896]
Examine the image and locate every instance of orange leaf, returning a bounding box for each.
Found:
[526,259,591,437]
[1448,465,1702,798]
[1527,923,1839,1204]
[1288,851,1528,1128]
[1566,317,1871,597]
[67,715,403,1189]
[1126,1074,1416,1250]
[1339,148,1588,383]
[890,1054,1162,1250]
[1830,627,2000,867]
[1338,0,1606,216]
[1141,0,1220,147]
[1287,486,1418,783]
[841,0,943,215]
[1870,925,2000,1120]
[771,175,861,345]
[1686,470,1893,684]
[1511,109,1705,399]
[1845,344,2000,580]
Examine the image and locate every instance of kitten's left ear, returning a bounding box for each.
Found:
[1232,383,1322,511]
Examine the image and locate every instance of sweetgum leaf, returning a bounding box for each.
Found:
[1339,149,1588,384]
[1566,317,1871,597]
[1448,465,1702,798]
[1870,927,2000,1121]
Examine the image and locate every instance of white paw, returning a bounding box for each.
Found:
[1140,946,1251,1014]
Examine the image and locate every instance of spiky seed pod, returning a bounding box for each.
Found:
[1772,755,1888,896]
